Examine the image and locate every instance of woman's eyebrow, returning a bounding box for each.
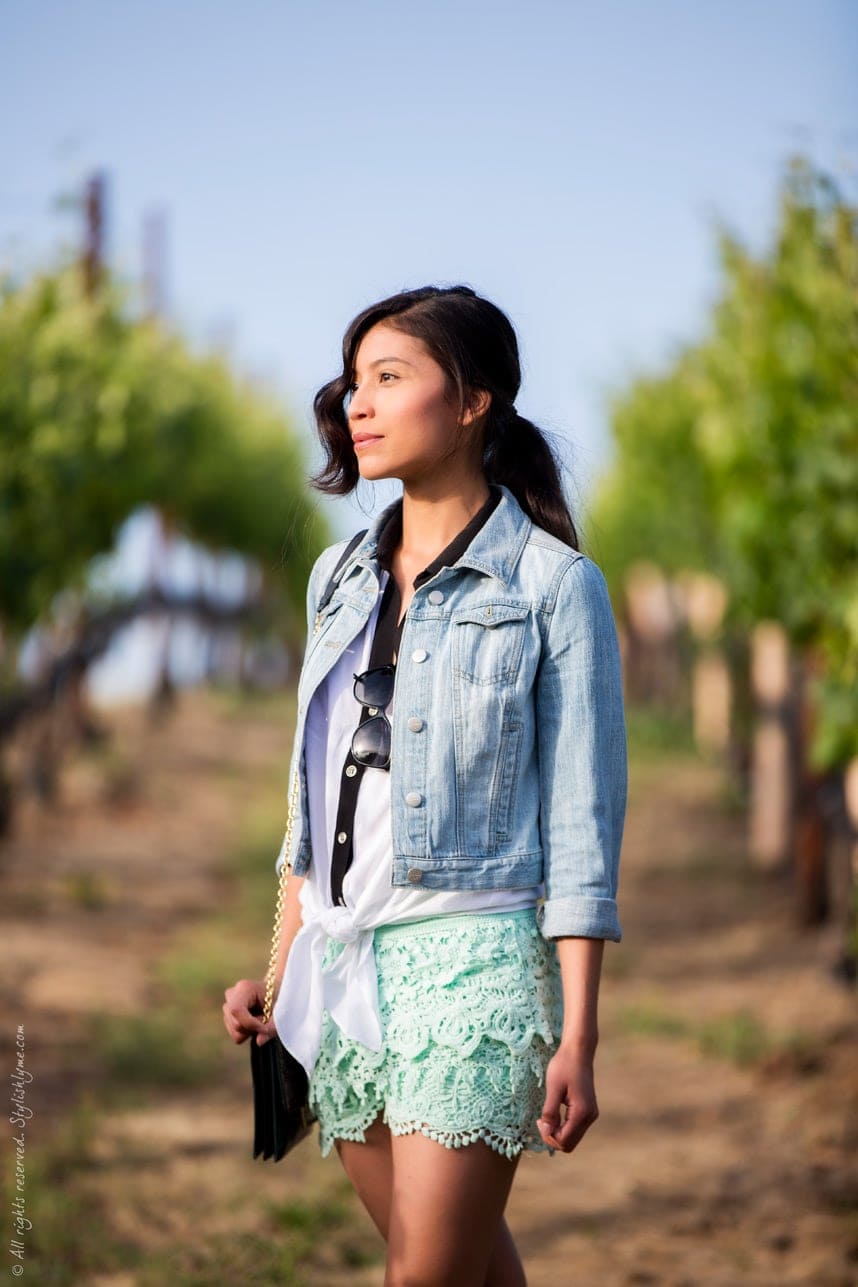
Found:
[353,356,416,375]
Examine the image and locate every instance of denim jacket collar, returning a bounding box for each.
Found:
[342,483,533,592]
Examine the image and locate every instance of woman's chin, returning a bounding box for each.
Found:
[357,462,393,482]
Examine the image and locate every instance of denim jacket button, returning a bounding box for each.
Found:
[406,868,424,883]
[407,716,424,732]
[405,791,423,807]
[411,648,428,662]
[427,590,444,604]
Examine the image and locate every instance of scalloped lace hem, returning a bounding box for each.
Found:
[316,1107,556,1161]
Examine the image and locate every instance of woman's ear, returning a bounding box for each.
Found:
[461,388,492,428]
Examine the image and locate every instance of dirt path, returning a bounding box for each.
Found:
[2,692,855,1285]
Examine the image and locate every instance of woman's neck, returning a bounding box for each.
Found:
[398,479,492,565]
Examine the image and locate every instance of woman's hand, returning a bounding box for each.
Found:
[222,978,278,1047]
[537,1045,599,1153]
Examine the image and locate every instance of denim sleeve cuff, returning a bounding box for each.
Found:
[274,834,310,876]
[537,895,622,942]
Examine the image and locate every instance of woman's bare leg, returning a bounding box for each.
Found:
[335,1117,526,1285]
[334,1112,394,1240]
[384,1129,524,1287]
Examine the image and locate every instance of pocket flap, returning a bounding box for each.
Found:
[453,603,530,628]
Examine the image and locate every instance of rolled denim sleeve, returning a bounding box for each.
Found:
[534,555,628,941]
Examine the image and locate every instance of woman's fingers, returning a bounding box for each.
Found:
[538,1055,599,1153]
[222,979,268,1044]
[538,1074,565,1146]
[538,1098,597,1152]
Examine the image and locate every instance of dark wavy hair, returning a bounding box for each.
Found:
[309,284,579,549]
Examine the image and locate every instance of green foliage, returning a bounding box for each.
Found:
[0,259,330,643]
[590,155,858,768]
[590,351,724,588]
[695,159,857,646]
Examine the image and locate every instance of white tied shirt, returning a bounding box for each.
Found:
[273,569,543,1080]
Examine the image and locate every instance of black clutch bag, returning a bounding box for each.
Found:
[250,766,317,1162]
[249,1015,316,1161]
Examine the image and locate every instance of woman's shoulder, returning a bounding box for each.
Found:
[521,524,594,587]
[514,528,616,629]
[311,529,367,588]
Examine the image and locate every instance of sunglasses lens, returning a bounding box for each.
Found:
[351,715,391,768]
[354,667,395,708]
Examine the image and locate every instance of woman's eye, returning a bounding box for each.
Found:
[379,371,397,383]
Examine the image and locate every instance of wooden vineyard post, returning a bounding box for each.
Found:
[793,646,830,926]
[749,621,796,872]
[679,572,730,759]
[622,562,684,708]
[842,759,858,972]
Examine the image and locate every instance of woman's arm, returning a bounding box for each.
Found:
[556,934,604,1054]
[532,555,626,1148]
[272,870,306,995]
[538,935,604,1152]
[534,556,627,942]
[222,871,306,1048]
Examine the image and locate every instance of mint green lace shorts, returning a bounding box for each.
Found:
[307,907,564,1160]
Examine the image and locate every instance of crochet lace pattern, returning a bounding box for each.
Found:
[308,909,564,1160]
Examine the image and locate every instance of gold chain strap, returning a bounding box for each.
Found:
[261,765,301,1024]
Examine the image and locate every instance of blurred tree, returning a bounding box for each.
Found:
[588,349,723,587]
[590,153,858,771]
[0,259,329,662]
[694,156,857,770]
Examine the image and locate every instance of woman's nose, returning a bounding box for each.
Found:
[348,388,373,421]
[349,380,375,422]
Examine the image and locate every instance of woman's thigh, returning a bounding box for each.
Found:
[334,1111,393,1240]
[384,1129,521,1287]
[336,1118,526,1286]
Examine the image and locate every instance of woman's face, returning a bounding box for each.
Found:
[346,323,482,486]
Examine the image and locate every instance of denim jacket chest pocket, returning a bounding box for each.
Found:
[450,601,531,685]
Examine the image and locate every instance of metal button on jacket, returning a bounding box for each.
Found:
[407,716,424,732]
[404,791,423,807]
[412,648,428,662]
[428,589,444,604]
[406,867,424,883]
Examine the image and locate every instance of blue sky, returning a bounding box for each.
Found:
[3,0,856,543]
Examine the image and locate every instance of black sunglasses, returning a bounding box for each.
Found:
[351,665,396,769]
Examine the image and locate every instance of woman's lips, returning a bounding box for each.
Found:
[353,435,383,450]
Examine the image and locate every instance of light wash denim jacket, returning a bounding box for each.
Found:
[276,483,627,942]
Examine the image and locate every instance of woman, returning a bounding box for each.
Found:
[223,285,627,1286]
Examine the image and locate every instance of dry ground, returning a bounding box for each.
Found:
[1,689,856,1286]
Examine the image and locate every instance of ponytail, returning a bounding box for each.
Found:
[482,402,579,550]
